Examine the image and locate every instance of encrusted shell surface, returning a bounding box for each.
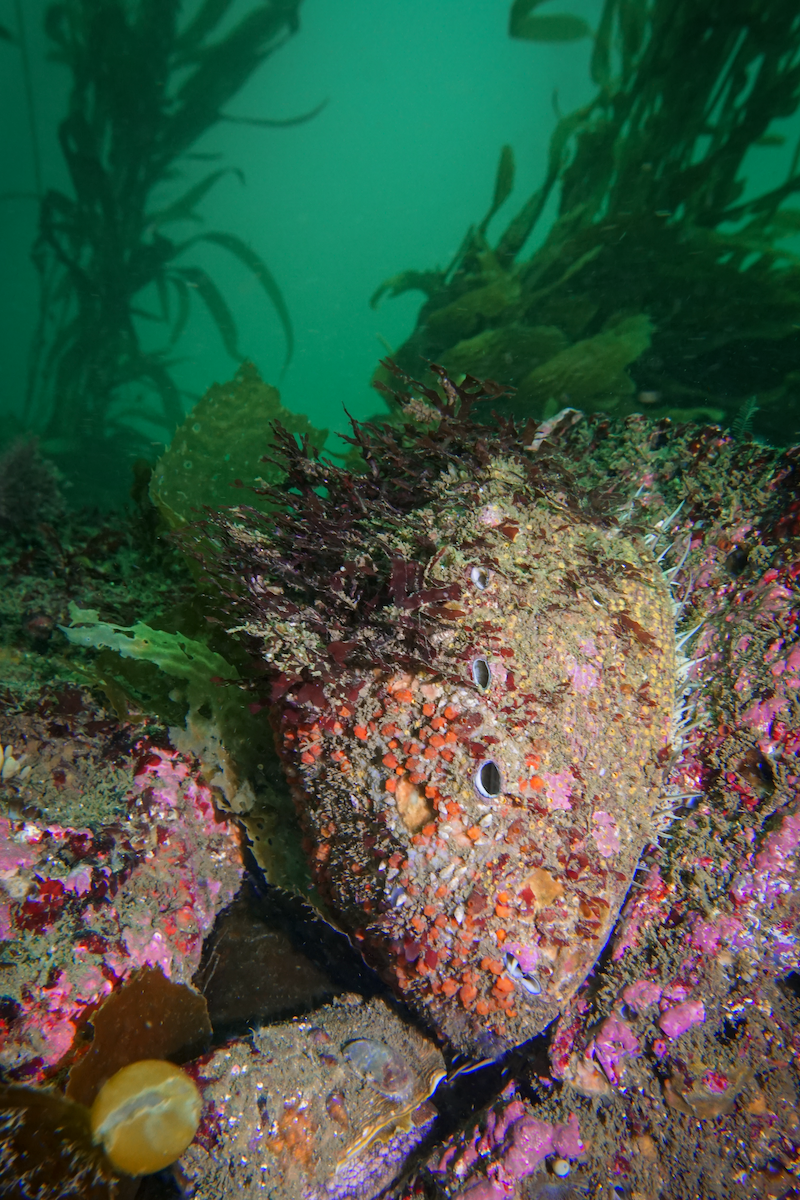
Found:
[276,459,676,1054]
[212,370,678,1058]
[180,996,445,1200]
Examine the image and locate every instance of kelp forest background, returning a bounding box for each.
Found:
[1,0,800,514]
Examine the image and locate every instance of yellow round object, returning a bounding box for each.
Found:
[90,1059,202,1176]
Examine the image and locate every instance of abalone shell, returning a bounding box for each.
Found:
[217,370,676,1056]
[181,996,445,1200]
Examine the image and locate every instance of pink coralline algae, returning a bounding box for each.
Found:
[657,998,706,1040]
[590,1013,640,1084]
[620,979,662,1011]
[0,724,242,1080]
[428,1088,583,1200]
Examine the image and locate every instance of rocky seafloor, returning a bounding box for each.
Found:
[0,409,798,1200]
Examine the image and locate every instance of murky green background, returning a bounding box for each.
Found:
[2,0,800,506]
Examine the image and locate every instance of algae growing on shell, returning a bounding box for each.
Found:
[206,365,678,1056]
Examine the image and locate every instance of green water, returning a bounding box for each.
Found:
[1,0,800,509]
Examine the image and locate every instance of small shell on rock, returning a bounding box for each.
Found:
[342,1038,414,1102]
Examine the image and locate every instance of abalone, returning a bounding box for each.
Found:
[180,996,445,1200]
[215,366,676,1056]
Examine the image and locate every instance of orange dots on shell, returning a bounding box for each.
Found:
[90,1060,202,1176]
[382,753,399,769]
[458,983,478,1007]
[441,978,459,998]
[422,702,435,717]
[394,688,414,704]
[466,826,482,841]
[353,725,369,740]
[385,778,397,793]
[395,778,434,832]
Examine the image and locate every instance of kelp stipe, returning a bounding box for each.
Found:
[22,0,310,508]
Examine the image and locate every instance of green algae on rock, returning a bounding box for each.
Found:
[207,364,677,1056]
[150,361,327,530]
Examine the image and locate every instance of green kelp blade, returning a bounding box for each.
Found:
[221,98,328,128]
[197,230,294,371]
[510,0,591,41]
[514,313,653,416]
[479,144,515,235]
[370,268,445,309]
[127,352,184,429]
[591,0,617,87]
[149,167,243,228]
[60,605,239,684]
[619,0,648,72]
[173,264,244,361]
[176,0,238,55]
[508,0,548,35]
[167,274,192,347]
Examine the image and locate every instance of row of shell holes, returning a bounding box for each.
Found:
[470,573,543,995]
[470,566,502,801]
